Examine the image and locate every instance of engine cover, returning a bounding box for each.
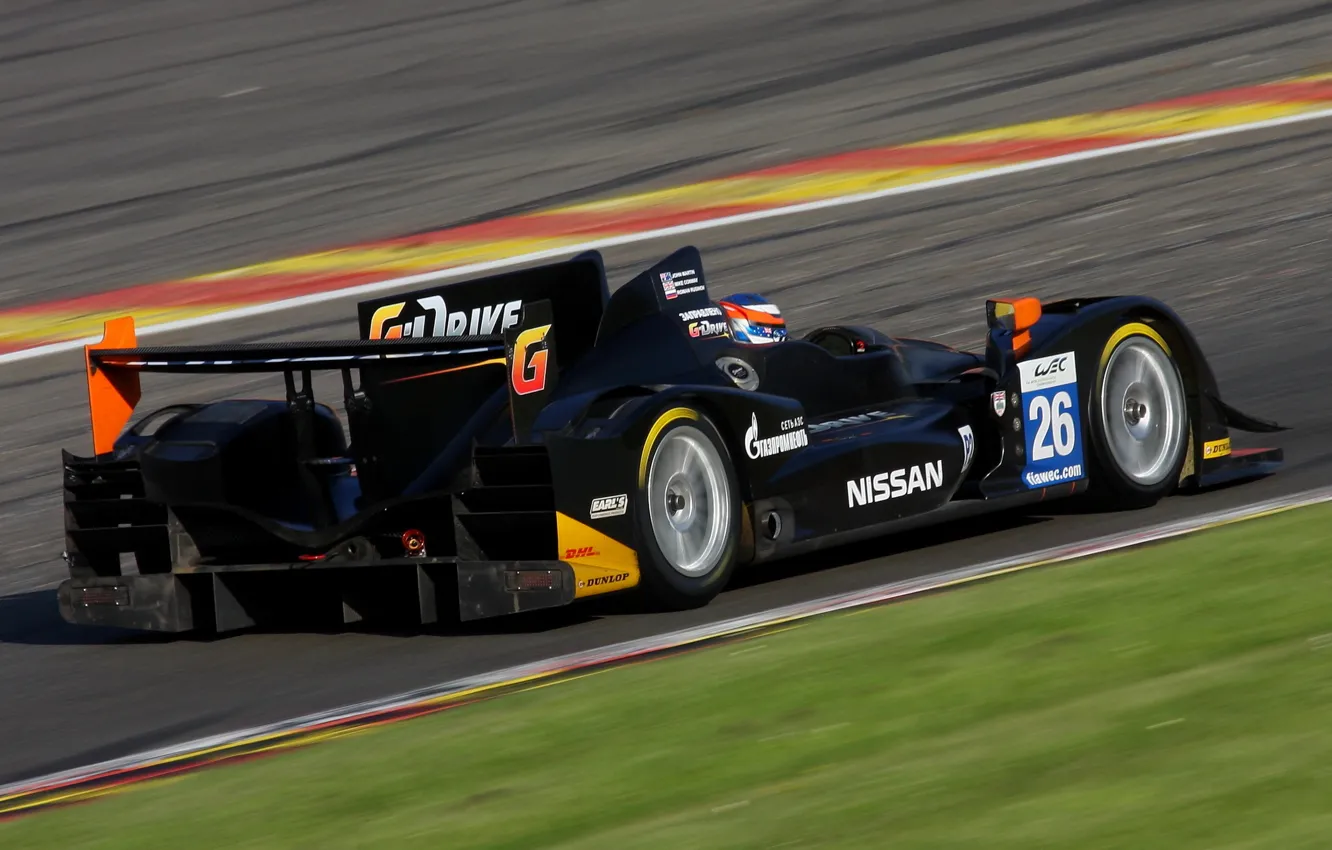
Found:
[138,399,346,526]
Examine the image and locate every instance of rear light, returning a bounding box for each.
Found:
[504,570,562,592]
[401,529,427,556]
[75,585,130,607]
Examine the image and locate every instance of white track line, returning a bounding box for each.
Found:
[5,105,1332,369]
[4,484,1330,800]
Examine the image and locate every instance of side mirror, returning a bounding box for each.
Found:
[985,297,1042,333]
[985,297,1042,358]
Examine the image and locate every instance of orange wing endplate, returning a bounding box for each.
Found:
[85,317,142,455]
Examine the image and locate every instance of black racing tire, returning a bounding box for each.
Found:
[633,407,742,610]
[1086,322,1190,509]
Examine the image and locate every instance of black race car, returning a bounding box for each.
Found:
[58,247,1284,633]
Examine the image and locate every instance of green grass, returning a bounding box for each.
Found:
[6,503,1332,850]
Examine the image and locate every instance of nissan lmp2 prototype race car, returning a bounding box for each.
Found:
[57,246,1285,634]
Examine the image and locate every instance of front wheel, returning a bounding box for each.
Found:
[634,408,741,609]
[1088,323,1190,508]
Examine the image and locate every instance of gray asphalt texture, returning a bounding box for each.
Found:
[2,0,1332,786]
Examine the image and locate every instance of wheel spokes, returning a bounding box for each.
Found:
[1099,336,1186,486]
[646,427,730,577]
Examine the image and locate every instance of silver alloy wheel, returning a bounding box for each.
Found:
[646,425,731,577]
[1098,336,1187,486]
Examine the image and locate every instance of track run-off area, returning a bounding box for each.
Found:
[2,0,1332,815]
[2,486,1330,819]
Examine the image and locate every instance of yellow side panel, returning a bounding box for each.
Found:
[556,512,641,598]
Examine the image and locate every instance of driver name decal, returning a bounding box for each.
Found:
[660,269,703,300]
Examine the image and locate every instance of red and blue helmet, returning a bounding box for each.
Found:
[718,293,787,345]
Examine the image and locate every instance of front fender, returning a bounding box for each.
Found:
[986,295,1277,492]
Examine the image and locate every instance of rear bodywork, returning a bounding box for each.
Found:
[57,247,1284,633]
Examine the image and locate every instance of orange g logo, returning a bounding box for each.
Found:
[510,324,552,396]
[368,303,405,339]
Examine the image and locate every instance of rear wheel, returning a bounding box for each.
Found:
[635,409,741,609]
[1088,323,1189,508]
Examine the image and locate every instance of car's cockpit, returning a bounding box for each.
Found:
[715,323,988,420]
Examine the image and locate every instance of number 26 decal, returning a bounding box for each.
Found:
[1028,390,1076,460]
[1016,350,1087,489]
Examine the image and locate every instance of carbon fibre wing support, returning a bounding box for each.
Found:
[82,316,506,455]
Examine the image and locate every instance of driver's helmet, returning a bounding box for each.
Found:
[718,293,787,345]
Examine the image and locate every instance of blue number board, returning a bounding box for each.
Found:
[1017,351,1086,488]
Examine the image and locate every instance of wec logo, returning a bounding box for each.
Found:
[1034,355,1069,378]
[1019,351,1078,393]
[368,296,523,340]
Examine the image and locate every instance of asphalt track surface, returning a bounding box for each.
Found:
[2,0,1332,786]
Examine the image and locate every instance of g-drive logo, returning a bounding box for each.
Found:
[679,306,729,339]
[368,296,523,340]
[689,319,729,339]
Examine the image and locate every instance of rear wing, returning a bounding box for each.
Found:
[82,316,507,455]
[80,301,565,498]
[87,331,505,373]
[78,243,714,489]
